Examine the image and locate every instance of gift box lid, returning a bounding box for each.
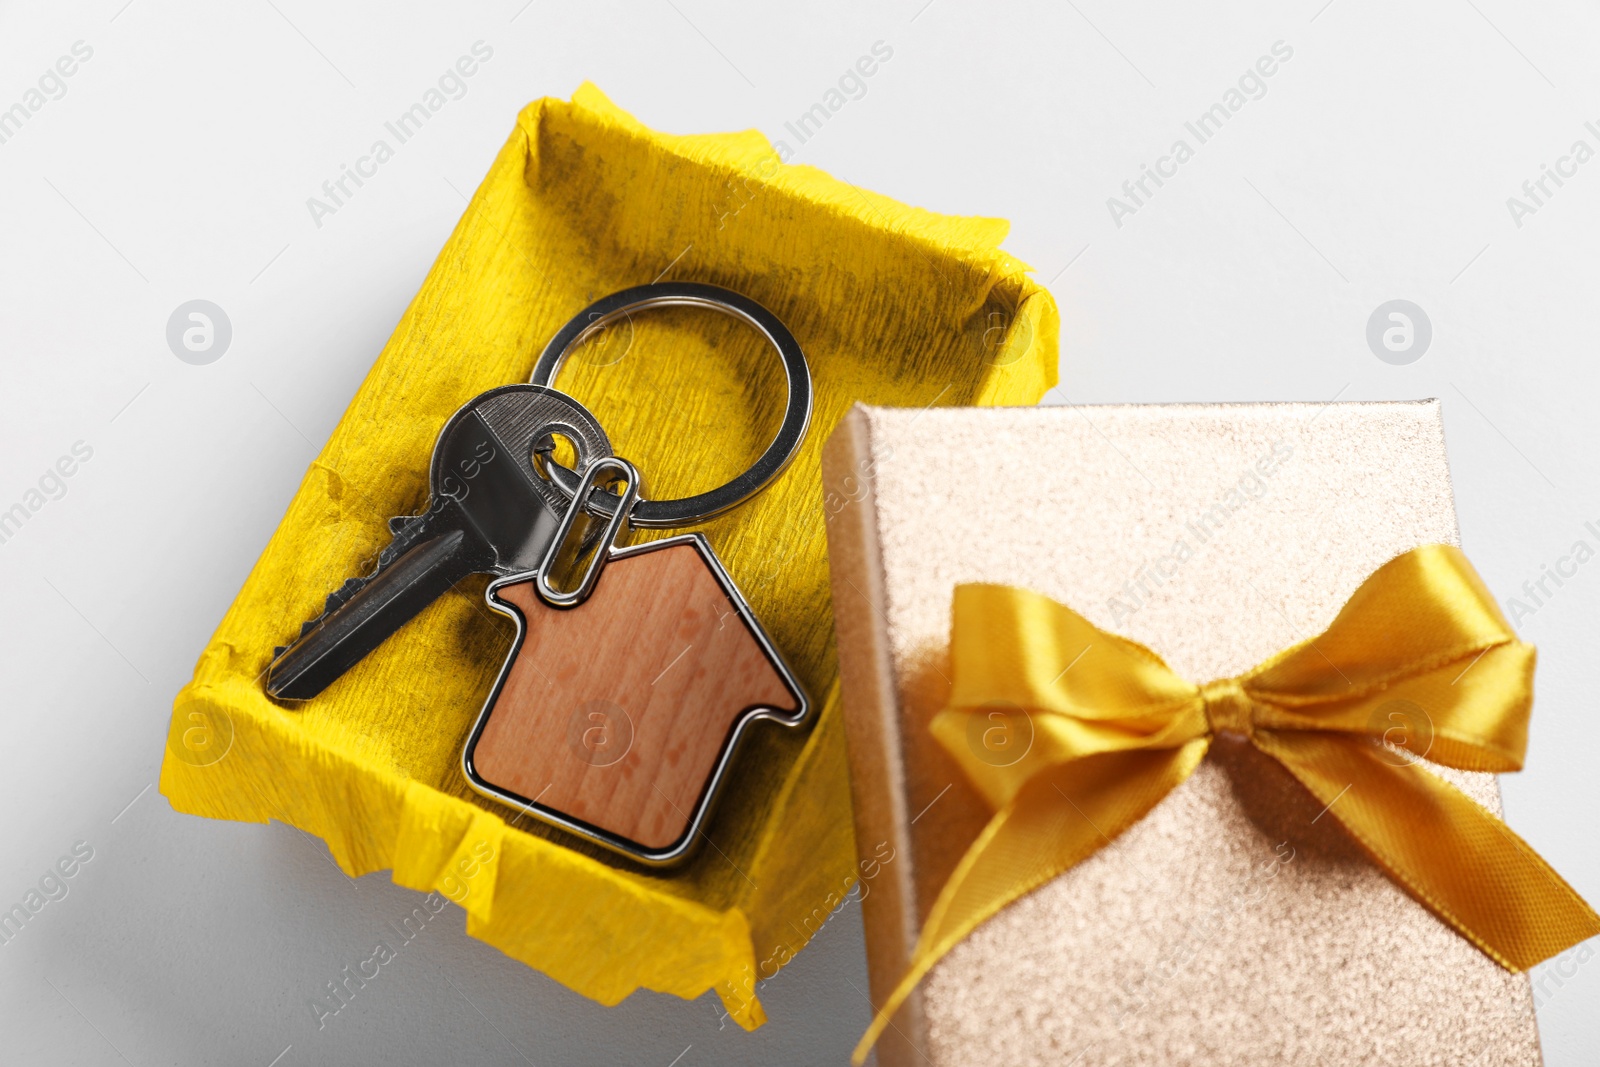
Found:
[824,399,1543,1066]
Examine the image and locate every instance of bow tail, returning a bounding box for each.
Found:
[1253,729,1600,971]
[852,739,1209,1065]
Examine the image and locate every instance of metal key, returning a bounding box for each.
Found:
[266,384,613,701]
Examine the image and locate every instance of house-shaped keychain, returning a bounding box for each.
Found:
[464,527,809,866]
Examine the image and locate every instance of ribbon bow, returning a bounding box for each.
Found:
[856,544,1598,1061]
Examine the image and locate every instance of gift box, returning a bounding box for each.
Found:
[822,400,1579,1066]
[159,84,1057,1027]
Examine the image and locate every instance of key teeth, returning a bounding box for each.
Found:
[293,573,368,641]
[277,501,447,666]
[379,508,435,565]
[319,578,362,617]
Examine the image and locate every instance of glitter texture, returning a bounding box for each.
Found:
[824,400,1541,1067]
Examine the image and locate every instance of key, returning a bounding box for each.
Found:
[265,384,613,701]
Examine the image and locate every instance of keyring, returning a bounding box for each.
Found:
[529,281,812,529]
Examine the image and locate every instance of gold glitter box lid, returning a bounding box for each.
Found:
[822,400,1541,1067]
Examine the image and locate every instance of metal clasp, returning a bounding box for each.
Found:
[534,457,641,608]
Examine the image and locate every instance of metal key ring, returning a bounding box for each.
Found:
[529,281,812,529]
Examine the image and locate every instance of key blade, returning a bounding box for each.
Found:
[275,505,448,654]
[267,529,481,700]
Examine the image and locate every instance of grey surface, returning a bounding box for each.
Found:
[0,1,1596,1064]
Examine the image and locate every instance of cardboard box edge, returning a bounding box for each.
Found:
[822,405,929,1067]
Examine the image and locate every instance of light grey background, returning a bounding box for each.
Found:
[1,1,1596,1064]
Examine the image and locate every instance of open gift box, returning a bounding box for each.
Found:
[160,84,1057,1026]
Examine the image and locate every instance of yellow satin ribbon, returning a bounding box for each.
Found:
[855,544,1599,1062]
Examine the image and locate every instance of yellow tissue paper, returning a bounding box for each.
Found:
[160,83,1057,1027]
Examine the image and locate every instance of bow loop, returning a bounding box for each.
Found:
[1244,545,1535,771]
